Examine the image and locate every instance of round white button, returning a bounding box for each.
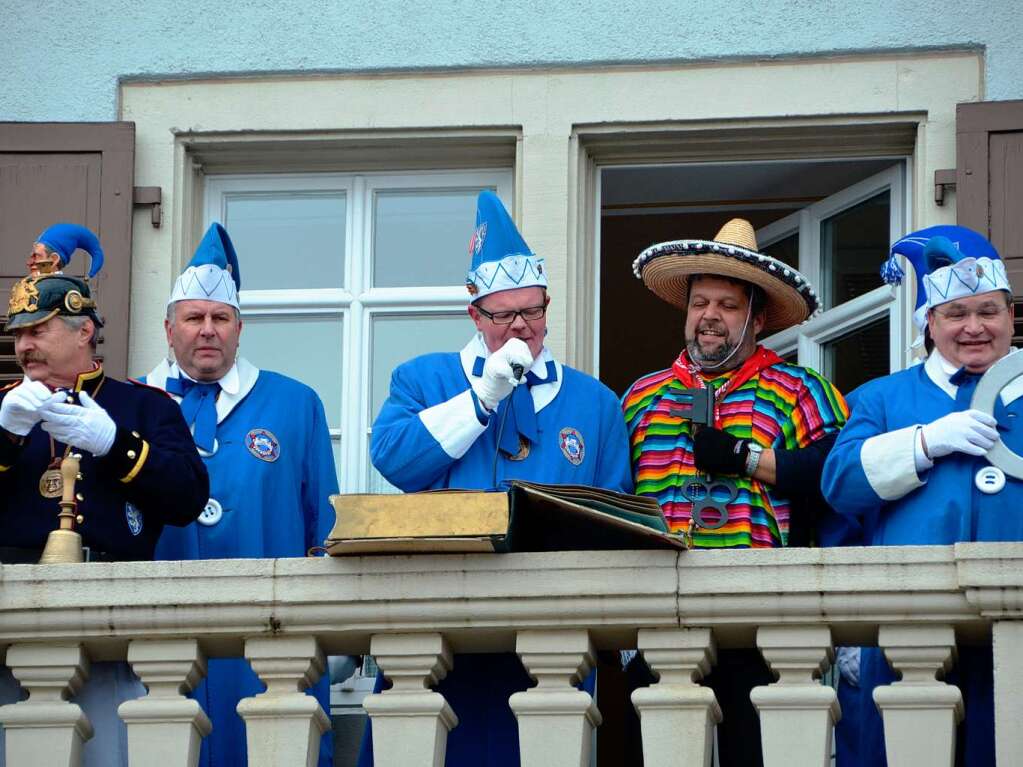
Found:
[198,498,223,526]
[975,466,1006,495]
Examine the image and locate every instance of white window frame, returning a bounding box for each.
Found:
[205,169,513,492]
[756,163,913,375]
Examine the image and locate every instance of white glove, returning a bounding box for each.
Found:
[39,391,117,457]
[920,409,998,459]
[471,338,534,410]
[0,380,52,436]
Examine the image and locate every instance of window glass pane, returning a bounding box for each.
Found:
[820,190,890,309]
[372,189,488,288]
[225,193,346,290]
[331,439,342,491]
[823,317,889,397]
[367,313,474,492]
[241,316,343,429]
[762,233,799,271]
[369,313,474,422]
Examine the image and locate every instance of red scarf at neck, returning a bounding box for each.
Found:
[672,345,783,425]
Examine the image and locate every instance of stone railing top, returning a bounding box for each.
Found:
[2,544,1022,657]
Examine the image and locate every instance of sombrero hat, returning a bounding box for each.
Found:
[633,218,820,334]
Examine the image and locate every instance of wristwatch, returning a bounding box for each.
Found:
[744,441,763,476]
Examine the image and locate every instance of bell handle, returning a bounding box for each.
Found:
[60,454,80,506]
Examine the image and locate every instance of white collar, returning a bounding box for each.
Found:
[458,333,563,414]
[924,347,1023,405]
[173,361,241,395]
[145,356,260,424]
[923,349,959,399]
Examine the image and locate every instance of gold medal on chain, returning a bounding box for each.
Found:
[39,459,64,499]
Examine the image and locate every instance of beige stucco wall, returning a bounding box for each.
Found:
[122,51,981,375]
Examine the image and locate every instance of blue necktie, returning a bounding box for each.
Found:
[951,366,1008,425]
[950,367,981,409]
[165,376,220,451]
[473,358,558,455]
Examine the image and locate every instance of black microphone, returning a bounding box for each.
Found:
[511,363,524,381]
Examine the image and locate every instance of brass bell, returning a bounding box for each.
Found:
[38,455,84,564]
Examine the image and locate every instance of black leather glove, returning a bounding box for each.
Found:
[692,427,749,476]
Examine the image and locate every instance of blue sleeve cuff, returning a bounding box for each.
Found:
[470,390,493,426]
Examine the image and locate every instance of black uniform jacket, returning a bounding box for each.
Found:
[0,366,208,561]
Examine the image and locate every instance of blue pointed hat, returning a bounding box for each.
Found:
[168,223,242,308]
[882,225,1009,331]
[465,191,546,301]
[37,223,104,277]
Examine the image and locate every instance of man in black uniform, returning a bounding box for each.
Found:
[0,227,207,563]
[0,224,209,767]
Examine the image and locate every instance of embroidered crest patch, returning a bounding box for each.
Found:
[558,427,585,466]
[468,222,488,258]
[245,428,281,463]
[125,502,143,536]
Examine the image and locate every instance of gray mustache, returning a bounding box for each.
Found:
[17,353,46,366]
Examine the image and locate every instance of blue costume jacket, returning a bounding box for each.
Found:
[145,358,338,767]
[822,350,1023,767]
[365,335,632,767]
[371,335,633,493]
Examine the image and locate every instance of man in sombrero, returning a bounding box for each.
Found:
[623,217,848,766]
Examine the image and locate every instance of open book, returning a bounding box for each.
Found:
[325,481,687,555]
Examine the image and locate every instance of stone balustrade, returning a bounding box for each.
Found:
[1,543,1022,766]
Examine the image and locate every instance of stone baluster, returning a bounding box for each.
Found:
[509,629,601,767]
[992,621,1023,765]
[873,625,962,767]
[0,643,92,767]
[956,545,1023,765]
[750,625,838,767]
[236,636,329,767]
[117,639,211,767]
[361,633,457,767]
[631,627,720,767]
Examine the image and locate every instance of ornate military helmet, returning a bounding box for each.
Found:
[5,274,103,332]
[6,223,105,332]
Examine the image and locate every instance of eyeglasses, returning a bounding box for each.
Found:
[931,304,1009,324]
[475,304,547,325]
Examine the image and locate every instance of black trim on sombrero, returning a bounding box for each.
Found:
[633,237,820,334]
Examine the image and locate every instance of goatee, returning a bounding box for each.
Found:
[686,337,738,367]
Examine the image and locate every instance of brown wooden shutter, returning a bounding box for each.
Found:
[955,100,1023,344]
[0,122,135,382]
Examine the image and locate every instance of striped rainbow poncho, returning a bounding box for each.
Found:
[622,348,847,548]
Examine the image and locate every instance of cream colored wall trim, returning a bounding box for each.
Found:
[122,50,981,375]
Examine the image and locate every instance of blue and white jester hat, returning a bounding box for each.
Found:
[882,225,1010,331]
[37,223,104,277]
[465,191,546,302]
[168,223,242,309]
